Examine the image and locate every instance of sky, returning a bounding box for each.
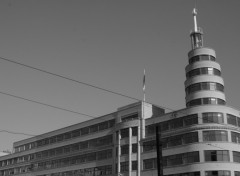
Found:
[0,0,239,151]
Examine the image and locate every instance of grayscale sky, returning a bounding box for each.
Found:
[0,0,239,151]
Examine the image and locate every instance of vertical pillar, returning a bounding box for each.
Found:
[129,128,132,176]
[141,102,146,139]
[113,131,117,175]
[137,125,141,176]
[118,131,121,174]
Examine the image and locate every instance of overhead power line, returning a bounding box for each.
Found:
[0,56,175,112]
[0,91,96,119]
[0,129,35,137]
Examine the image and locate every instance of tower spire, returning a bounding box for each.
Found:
[190,8,203,49]
[193,8,198,32]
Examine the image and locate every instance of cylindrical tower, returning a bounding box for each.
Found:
[184,8,226,107]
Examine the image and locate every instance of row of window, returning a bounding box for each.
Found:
[203,112,224,124]
[143,132,198,151]
[14,119,115,153]
[0,135,112,167]
[188,55,216,64]
[143,130,240,152]
[146,114,198,135]
[189,55,216,64]
[185,82,224,95]
[186,97,226,107]
[3,165,112,176]
[166,172,200,176]
[145,112,239,135]
[143,150,240,169]
[2,150,240,176]
[0,165,32,176]
[186,67,221,79]
[32,149,112,171]
[163,151,199,166]
[143,151,199,169]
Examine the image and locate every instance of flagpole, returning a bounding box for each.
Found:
[143,69,146,102]
[141,69,146,139]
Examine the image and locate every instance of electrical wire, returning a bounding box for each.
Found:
[0,90,96,119]
[0,56,174,112]
[0,130,35,137]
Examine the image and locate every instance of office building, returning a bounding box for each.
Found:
[0,8,240,176]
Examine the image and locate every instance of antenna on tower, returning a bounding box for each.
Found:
[194,0,197,9]
[190,1,203,49]
[192,8,198,32]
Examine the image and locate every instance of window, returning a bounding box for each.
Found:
[49,137,57,144]
[235,171,240,176]
[232,132,240,143]
[203,131,228,141]
[182,152,199,164]
[72,130,80,138]
[187,99,201,107]
[120,162,128,172]
[164,151,199,167]
[97,150,108,160]
[169,118,183,129]
[184,114,198,126]
[166,154,183,166]
[143,158,157,170]
[89,124,98,133]
[109,119,115,127]
[99,122,108,130]
[132,144,137,153]
[168,135,182,147]
[81,127,89,135]
[143,140,156,152]
[203,112,224,124]
[120,128,129,138]
[89,139,97,148]
[132,161,137,171]
[227,114,237,126]
[64,146,71,153]
[80,141,88,149]
[56,135,63,142]
[121,145,128,155]
[132,127,138,136]
[55,148,63,155]
[182,132,198,144]
[63,133,71,140]
[71,143,80,152]
[49,149,55,156]
[205,150,229,161]
[87,153,96,162]
[205,171,230,176]
[233,151,240,163]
